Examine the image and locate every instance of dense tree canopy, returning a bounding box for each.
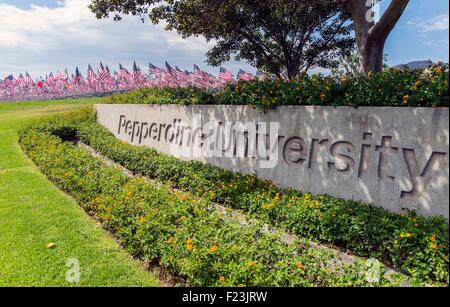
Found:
[89,0,354,80]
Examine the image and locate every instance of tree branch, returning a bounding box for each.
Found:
[369,0,409,41]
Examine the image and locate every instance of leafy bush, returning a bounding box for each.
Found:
[27,109,448,284]
[107,67,449,111]
[19,112,407,287]
[109,86,216,106]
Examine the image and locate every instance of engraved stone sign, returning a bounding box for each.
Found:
[95,104,449,218]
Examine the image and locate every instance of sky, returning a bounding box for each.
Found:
[0,0,448,79]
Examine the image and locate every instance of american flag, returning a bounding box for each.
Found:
[97,65,111,82]
[72,67,85,85]
[118,63,130,80]
[1,62,248,102]
[132,61,144,83]
[2,75,14,87]
[193,64,203,77]
[173,65,189,86]
[24,72,34,86]
[63,69,69,81]
[149,62,162,75]
[45,73,56,86]
[193,64,210,88]
[165,61,176,77]
[54,70,67,81]
[219,67,234,82]
[87,65,98,83]
[163,61,179,86]
[14,74,25,86]
[238,69,254,81]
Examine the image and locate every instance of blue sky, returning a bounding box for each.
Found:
[0,0,448,78]
[383,0,449,65]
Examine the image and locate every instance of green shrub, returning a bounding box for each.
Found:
[19,114,407,287]
[106,67,449,111]
[109,86,216,106]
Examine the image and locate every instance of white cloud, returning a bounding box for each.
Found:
[407,14,449,32]
[0,0,254,78]
[423,39,449,49]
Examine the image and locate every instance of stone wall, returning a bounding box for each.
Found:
[95,104,449,218]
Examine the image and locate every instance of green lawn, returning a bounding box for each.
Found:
[0,99,159,287]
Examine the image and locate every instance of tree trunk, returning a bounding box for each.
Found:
[286,65,299,81]
[285,56,299,81]
[356,32,386,75]
[347,0,409,77]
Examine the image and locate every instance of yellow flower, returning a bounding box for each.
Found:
[296,262,304,269]
[430,243,438,250]
[429,235,436,242]
[138,216,146,225]
[208,245,219,253]
[167,236,174,244]
[400,232,412,238]
[186,244,193,251]
[186,239,193,244]
[46,242,56,249]
[434,67,442,74]
[180,216,188,222]
[218,276,225,282]
[247,261,257,268]
[403,95,409,104]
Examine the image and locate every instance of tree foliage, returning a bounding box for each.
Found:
[89,0,355,79]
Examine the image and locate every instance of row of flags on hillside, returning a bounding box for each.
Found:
[1,62,263,102]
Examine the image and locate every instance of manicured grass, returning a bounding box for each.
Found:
[0,99,159,286]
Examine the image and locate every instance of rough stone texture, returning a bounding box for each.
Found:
[95,104,449,218]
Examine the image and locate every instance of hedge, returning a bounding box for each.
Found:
[107,67,449,111]
[24,108,448,284]
[18,111,408,287]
